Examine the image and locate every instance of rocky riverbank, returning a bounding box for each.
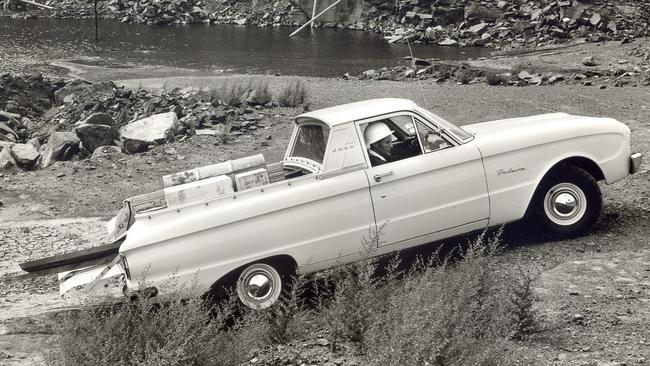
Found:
[0,72,303,172]
[2,0,649,51]
[347,38,650,87]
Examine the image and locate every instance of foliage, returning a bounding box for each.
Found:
[52,228,541,365]
[213,123,232,144]
[276,80,308,107]
[485,70,510,85]
[218,82,251,107]
[51,279,267,366]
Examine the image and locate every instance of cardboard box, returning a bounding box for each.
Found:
[164,175,234,207]
[234,168,270,191]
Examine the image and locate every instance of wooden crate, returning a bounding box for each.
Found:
[164,175,234,207]
[234,168,270,191]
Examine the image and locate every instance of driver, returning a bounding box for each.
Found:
[364,122,395,166]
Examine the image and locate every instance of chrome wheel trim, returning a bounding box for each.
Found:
[236,264,281,309]
[543,183,587,226]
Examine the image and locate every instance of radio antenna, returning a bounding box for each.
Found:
[406,36,428,109]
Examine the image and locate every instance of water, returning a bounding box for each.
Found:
[1,18,489,77]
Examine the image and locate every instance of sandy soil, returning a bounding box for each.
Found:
[0,40,649,365]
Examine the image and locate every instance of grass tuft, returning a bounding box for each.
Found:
[276,80,308,107]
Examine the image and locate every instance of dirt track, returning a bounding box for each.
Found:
[1,41,649,365]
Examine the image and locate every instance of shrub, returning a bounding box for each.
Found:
[263,271,312,343]
[457,68,476,84]
[361,229,539,366]
[276,80,308,107]
[250,81,273,106]
[51,229,541,365]
[485,70,510,85]
[213,123,232,144]
[218,81,252,107]
[50,279,267,366]
[317,225,389,350]
[509,266,541,340]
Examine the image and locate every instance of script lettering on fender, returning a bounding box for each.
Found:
[497,167,526,176]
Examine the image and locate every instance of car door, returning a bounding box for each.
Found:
[360,113,489,248]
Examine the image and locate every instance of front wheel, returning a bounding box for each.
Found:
[531,166,602,239]
[236,263,283,309]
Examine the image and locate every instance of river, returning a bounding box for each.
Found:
[1,18,490,77]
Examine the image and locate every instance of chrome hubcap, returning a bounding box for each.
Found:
[237,263,282,309]
[544,183,587,226]
[245,273,273,300]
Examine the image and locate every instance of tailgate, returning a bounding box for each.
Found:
[59,256,126,300]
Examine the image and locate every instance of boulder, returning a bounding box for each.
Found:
[438,38,458,46]
[54,79,93,105]
[119,112,178,154]
[589,13,601,27]
[432,6,464,25]
[468,22,488,35]
[10,143,39,166]
[0,122,18,142]
[0,111,21,123]
[83,112,115,126]
[464,4,502,22]
[75,123,119,152]
[582,56,599,66]
[517,70,533,80]
[40,132,80,168]
[0,147,17,170]
[91,145,122,159]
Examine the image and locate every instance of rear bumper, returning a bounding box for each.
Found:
[630,153,642,174]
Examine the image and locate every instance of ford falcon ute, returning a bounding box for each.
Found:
[26,98,642,309]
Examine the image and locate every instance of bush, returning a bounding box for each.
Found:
[218,81,252,107]
[213,123,232,144]
[276,80,308,107]
[249,81,273,106]
[362,230,539,365]
[485,70,510,85]
[51,229,541,365]
[51,279,267,366]
[457,68,477,84]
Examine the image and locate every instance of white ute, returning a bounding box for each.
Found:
[54,98,642,309]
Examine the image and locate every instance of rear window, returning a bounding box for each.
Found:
[290,124,330,164]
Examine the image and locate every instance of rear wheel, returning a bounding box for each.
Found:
[531,166,602,239]
[236,263,283,309]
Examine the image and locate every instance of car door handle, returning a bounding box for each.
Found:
[373,171,394,182]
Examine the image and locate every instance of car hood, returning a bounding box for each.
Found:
[462,113,629,157]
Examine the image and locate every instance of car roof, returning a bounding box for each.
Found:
[296,98,417,127]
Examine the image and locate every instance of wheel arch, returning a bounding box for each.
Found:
[524,156,603,218]
[205,254,298,299]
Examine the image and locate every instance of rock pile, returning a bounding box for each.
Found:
[0,75,279,171]
[47,0,303,26]
[348,49,650,87]
[21,0,650,50]
[365,0,649,49]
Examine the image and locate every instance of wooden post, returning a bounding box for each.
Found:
[310,0,317,29]
[289,0,342,37]
[94,0,99,43]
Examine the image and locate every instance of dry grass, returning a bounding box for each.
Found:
[276,79,308,107]
[51,229,541,365]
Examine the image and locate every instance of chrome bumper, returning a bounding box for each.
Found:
[630,152,642,174]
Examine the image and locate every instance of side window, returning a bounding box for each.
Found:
[361,116,422,167]
[415,119,452,153]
